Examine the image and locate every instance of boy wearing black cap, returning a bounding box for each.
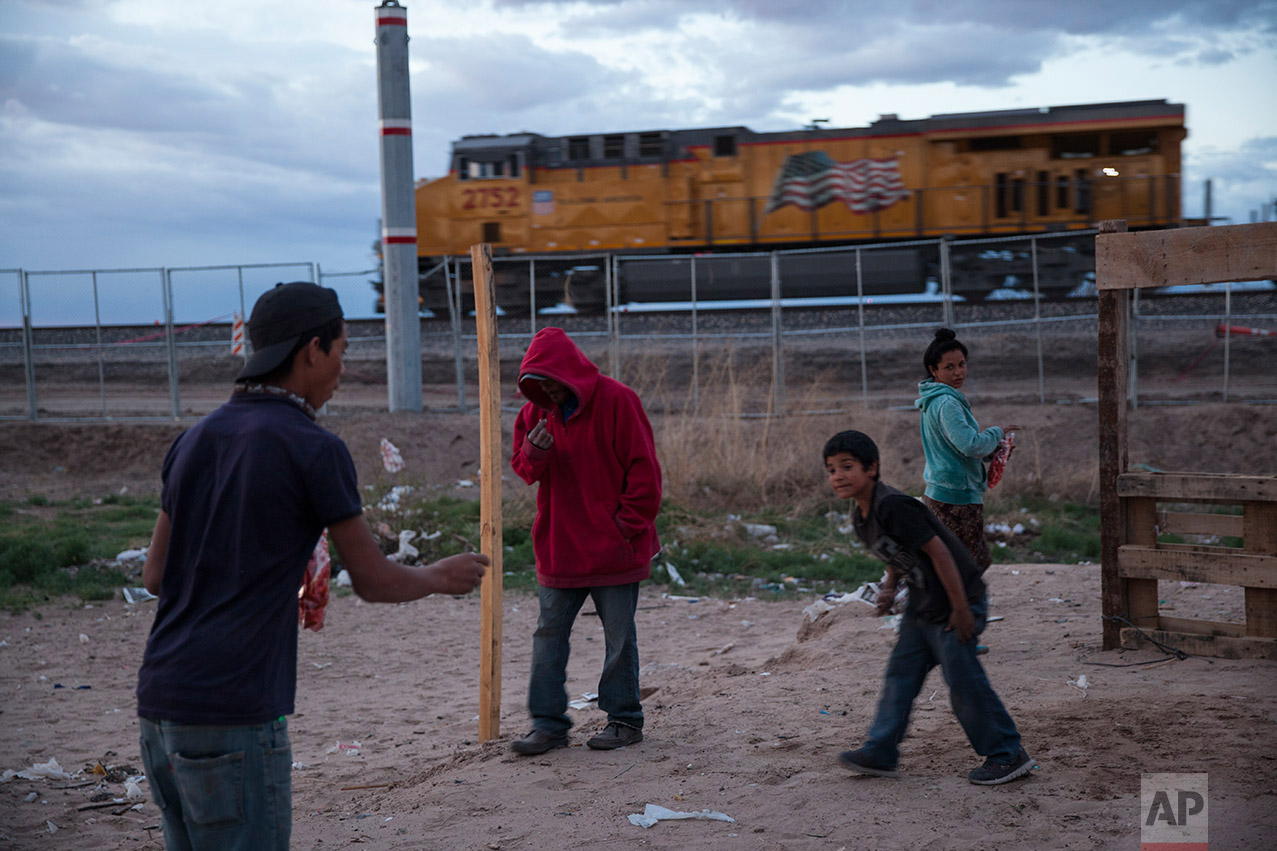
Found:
[136,282,488,850]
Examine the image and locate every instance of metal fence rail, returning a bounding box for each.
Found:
[2,234,1273,422]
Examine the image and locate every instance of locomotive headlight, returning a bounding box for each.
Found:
[1102,167,1120,176]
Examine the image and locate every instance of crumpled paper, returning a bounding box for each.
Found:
[380,438,405,473]
[627,803,735,829]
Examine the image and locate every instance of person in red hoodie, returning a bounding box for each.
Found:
[509,327,663,755]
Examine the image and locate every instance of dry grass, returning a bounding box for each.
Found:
[621,350,891,514]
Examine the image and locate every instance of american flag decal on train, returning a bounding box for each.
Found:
[764,152,908,215]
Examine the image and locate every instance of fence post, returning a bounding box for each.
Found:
[939,236,955,329]
[855,249,868,407]
[1030,238,1045,404]
[446,256,467,413]
[20,270,37,420]
[528,257,536,336]
[1223,283,1232,402]
[91,271,106,419]
[608,255,620,378]
[163,269,182,420]
[770,251,785,414]
[1128,289,1139,409]
[690,255,699,410]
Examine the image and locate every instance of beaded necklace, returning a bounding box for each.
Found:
[232,382,318,421]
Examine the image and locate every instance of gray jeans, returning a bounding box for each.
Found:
[528,582,643,734]
[139,716,291,851]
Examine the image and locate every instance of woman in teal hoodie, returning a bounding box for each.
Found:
[915,329,1019,572]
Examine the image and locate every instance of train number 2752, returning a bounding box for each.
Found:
[461,188,519,209]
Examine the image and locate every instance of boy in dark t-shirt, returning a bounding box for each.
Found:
[823,430,1034,786]
[136,283,488,850]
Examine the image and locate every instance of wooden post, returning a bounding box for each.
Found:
[470,243,504,741]
[1243,502,1277,638]
[1097,219,1130,649]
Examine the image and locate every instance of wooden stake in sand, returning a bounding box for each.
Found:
[470,243,504,741]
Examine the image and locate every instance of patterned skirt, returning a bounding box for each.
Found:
[922,496,990,572]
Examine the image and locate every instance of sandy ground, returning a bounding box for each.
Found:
[1,565,1274,850]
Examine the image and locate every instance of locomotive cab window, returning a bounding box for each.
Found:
[638,132,664,158]
[603,135,625,159]
[1053,133,1100,159]
[1109,130,1157,156]
[567,136,591,161]
[714,135,737,157]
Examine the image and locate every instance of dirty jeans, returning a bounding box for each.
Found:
[528,582,643,734]
[139,716,291,851]
[859,597,1022,767]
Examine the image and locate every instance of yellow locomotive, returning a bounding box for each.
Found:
[412,99,1185,311]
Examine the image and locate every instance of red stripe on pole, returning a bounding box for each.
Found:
[377,16,407,25]
[384,236,417,244]
[381,127,412,136]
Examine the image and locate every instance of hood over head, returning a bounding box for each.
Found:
[517,327,600,411]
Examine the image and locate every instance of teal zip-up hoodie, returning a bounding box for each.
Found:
[914,379,1003,505]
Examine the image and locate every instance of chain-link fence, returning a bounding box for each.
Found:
[3,236,1274,422]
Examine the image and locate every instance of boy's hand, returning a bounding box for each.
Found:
[946,602,976,643]
[528,417,553,450]
[875,585,897,616]
[424,552,489,595]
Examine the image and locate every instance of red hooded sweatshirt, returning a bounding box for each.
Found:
[511,327,662,588]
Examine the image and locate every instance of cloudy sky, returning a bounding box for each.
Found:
[2,0,1275,318]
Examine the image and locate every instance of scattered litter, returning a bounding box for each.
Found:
[456,479,475,488]
[47,820,57,834]
[379,438,405,473]
[1068,674,1089,695]
[79,634,89,645]
[421,530,442,541]
[122,587,157,604]
[802,599,835,623]
[376,485,414,511]
[568,692,599,710]
[292,761,309,770]
[124,779,145,801]
[1179,581,1200,588]
[662,594,699,603]
[1011,570,1021,575]
[115,548,147,561]
[334,569,352,587]
[741,523,777,538]
[312,662,332,670]
[711,642,734,656]
[878,614,902,633]
[987,615,1005,623]
[326,741,362,755]
[627,803,735,829]
[1,758,73,782]
[772,542,793,550]
[664,562,686,587]
[24,792,36,803]
[390,531,420,563]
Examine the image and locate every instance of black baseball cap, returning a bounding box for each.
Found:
[236,282,344,381]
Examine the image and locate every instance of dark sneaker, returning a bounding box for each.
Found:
[837,748,898,778]
[511,729,569,756]
[586,722,643,750]
[968,748,1035,785]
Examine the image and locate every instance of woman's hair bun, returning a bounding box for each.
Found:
[934,328,957,342]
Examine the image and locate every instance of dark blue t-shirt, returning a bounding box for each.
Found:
[136,393,362,724]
